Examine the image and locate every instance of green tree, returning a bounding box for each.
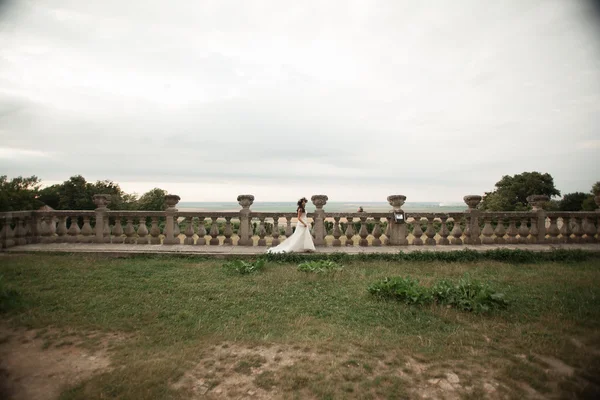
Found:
[137,188,167,211]
[0,175,43,211]
[480,172,561,211]
[38,184,61,209]
[559,192,592,211]
[58,175,93,210]
[592,181,600,195]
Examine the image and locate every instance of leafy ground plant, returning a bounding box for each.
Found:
[222,259,265,274]
[297,260,344,274]
[369,274,508,313]
[431,274,509,313]
[367,277,432,305]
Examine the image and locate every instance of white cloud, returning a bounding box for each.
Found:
[1,0,599,201]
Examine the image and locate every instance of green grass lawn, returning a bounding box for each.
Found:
[1,252,600,399]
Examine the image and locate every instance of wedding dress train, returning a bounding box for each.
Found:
[267,213,315,253]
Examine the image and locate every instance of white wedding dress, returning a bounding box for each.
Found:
[267,212,316,253]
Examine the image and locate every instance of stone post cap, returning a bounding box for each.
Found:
[164,194,181,209]
[387,195,406,209]
[311,195,328,208]
[93,194,112,209]
[526,195,549,210]
[463,195,482,210]
[237,194,255,209]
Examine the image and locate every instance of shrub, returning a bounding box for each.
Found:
[297,260,344,274]
[223,259,265,275]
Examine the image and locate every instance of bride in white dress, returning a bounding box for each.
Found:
[267,197,316,253]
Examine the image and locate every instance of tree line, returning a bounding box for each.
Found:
[0,175,167,212]
[0,172,598,213]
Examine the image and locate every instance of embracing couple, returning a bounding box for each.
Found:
[267,197,315,254]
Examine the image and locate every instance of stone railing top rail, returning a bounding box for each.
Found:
[1,210,600,221]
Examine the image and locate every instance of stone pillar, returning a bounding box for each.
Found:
[163,194,181,245]
[237,195,254,246]
[463,195,482,245]
[527,195,549,243]
[387,195,408,246]
[311,195,328,246]
[93,194,111,244]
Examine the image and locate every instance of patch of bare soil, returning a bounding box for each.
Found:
[0,325,123,400]
[171,343,515,400]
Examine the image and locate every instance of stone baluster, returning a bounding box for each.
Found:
[527,195,548,243]
[371,217,382,247]
[150,217,161,244]
[0,215,14,248]
[54,216,67,243]
[223,217,233,245]
[560,217,572,243]
[583,216,596,243]
[387,195,408,246]
[494,218,506,244]
[112,217,124,244]
[425,216,436,245]
[209,217,220,245]
[137,216,149,244]
[358,216,369,247]
[2,216,13,248]
[518,218,530,244]
[285,216,293,238]
[270,215,280,246]
[450,215,463,245]
[164,194,181,245]
[412,217,424,246]
[39,216,51,244]
[547,216,560,243]
[14,217,28,246]
[529,216,539,244]
[257,217,267,246]
[506,218,519,244]
[237,195,254,246]
[124,218,135,244]
[481,217,494,244]
[438,215,450,245]
[571,216,584,243]
[0,218,5,250]
[47,216,57,243]
[332,217,342,247]
[184,217,195,245]
[93,194,111,244]
[196,217,207,245]
[67,216,81,243]
[344,216,355,246]
[463,219,472,245]
[27,215,40,244]
[81,216,93,243]
[464,195,482,245]
[311,195,328,246]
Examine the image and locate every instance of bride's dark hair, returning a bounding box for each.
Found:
[297,197,307,211]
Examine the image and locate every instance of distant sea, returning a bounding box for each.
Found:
[178,202,466,213]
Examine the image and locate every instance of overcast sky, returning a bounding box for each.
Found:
[1,0,599,202]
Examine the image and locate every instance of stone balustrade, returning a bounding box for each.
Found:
[1,193,599,250]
